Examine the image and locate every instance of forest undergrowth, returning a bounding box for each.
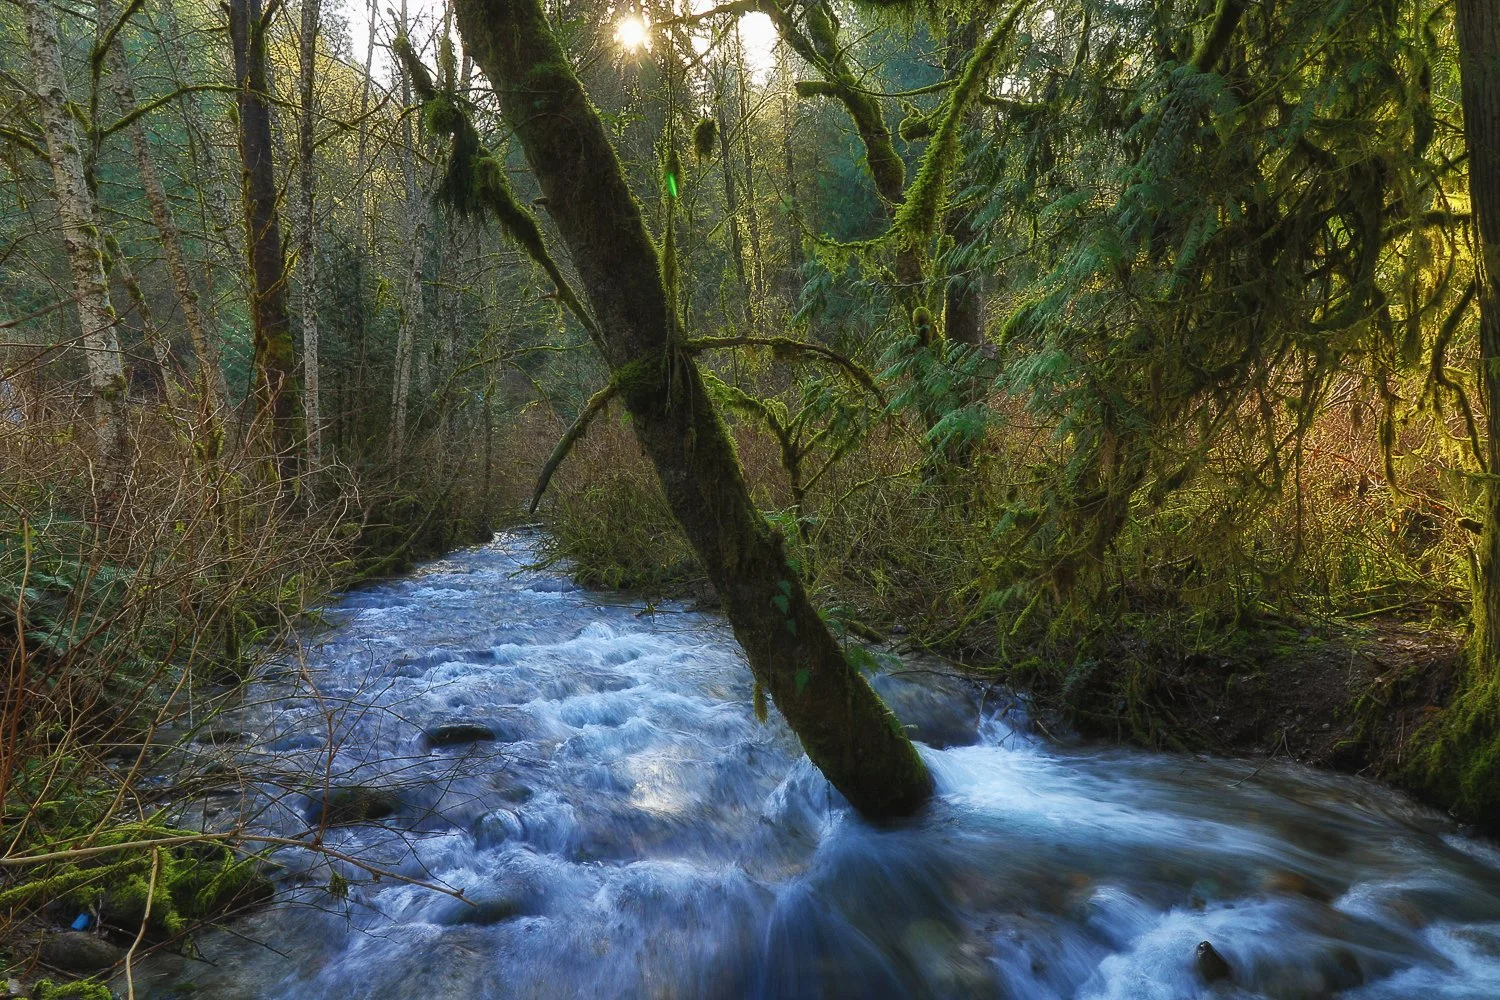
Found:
[0,398,510,991]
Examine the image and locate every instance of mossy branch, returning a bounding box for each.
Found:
[892,0,1031,250]
[392,35,599,343]
[528,384,619,513]
[682,335,886,404]
[1189,0,1248,73]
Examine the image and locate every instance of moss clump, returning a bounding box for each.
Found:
[692,117,716,161]
[4,827,273,943]
[33,979,113,1000]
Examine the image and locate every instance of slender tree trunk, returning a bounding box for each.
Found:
[1459,0,1500,675]
[351,0,377,452]
[454,0,932,819]
[297,0,322,466]
[156,0,239,316]
[735,25,764,309]
[715,66,750,315]
[26,0,131,475]
[390,0,425,461]
[940,18,984,348]
[101,27,229,414]
[779,49,806,304]
[230,0,300,475]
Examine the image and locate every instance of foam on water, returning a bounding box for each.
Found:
[135,532,1500,999]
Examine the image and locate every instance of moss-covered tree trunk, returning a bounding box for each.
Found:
[25,0,131,478]
[229,0,300,475]
[1460,0,1500,679]
[453,0,931,820]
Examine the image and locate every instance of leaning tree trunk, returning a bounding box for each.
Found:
[453,0,931,819]
[1459,0,1500,677]
[296,0,322,466]
[25,0,131,476]
[229,0,300,476]
[101,19,229,417]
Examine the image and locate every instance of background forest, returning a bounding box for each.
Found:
[5,0,1500,985]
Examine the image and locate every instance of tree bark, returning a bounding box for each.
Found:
[101,23,229,415]
[25,0,131,475]
[297,0,322,466]
[453,0,931,819]
[229,0,300,474]
[1459,0,1500,675]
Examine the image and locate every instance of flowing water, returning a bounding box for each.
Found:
[135,531,1500,999]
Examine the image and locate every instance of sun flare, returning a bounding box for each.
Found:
[615,14,650,52]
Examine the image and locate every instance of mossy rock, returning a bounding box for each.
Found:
[54,837,273,942]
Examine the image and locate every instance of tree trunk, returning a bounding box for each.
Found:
[229,0,300,475]
[350,0,378,452]
[940,18,984,349]
[297,0,322,466]
[1459,0,1500,676]
[453,0,932,820]
[101,23,229,415]
[390,0,425,461]
[157,0,240,284]
[25,0,131,475]
[779,48,806,305]
[735,24,764,311]
[715,66,750,318]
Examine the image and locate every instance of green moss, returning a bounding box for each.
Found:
[7,827,272,942]
[33,979,112,1000]
[1405,672,1500,832]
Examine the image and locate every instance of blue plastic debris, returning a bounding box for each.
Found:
[69,912,91,931]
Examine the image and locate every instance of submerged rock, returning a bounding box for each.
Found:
[39,932,124,972]
[307,786,399,826]
[868,668,982,749]
[1196,940,1232,983]
[421,722,498,749]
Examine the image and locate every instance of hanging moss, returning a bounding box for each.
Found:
[893,0,1028,250]
[693,117,716,161]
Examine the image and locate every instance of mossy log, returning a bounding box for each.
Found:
[452,0,931,819]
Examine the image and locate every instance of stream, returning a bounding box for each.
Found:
[133,531,1500,999]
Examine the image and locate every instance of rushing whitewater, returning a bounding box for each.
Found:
[135,532,1500,999]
